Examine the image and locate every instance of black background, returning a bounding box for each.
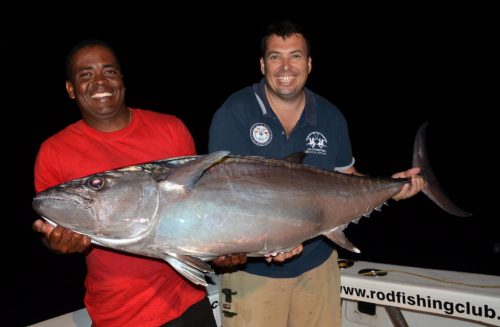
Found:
[6,1,496,326]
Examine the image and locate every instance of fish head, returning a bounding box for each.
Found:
[33,167,160,242]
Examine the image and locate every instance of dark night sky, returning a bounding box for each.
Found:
[6,1,496,326]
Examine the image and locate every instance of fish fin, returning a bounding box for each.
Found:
[159,151,230,191]
[413,122,472,217]
[324,228,361,253]
[169,253,214,272]
[283,152,307,164]
[374,203,385,212]
[360,199,387,219]
[163,253,214,286]
[363,203,385,218]
[352,217,363,223]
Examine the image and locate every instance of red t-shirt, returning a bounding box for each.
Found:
[35,108,206,327]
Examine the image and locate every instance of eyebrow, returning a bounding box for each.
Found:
[266,49,304,56]
[76,63,119,72]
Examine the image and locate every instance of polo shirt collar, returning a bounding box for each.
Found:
[252,78,317,127]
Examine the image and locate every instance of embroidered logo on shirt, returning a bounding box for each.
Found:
[306,131,327,155]
[250,123,272,146]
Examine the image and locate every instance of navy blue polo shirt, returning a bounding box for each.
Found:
[208,78,354,278]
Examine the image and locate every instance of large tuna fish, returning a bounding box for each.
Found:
[32,122,470,286]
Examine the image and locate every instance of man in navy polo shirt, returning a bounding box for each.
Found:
[208,20,424,327]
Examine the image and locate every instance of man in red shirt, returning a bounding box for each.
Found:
[32,39,226,327]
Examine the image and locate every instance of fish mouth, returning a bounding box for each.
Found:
[33,192,93,209]
[38,215,88,236]
[32,193,96,237]
[40,215,105,245]
[34,195,155,246]
[38,214,152,247]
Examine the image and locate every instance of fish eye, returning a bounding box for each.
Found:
[87,177,105,190]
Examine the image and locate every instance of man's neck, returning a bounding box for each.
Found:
[266,88,305,137]
[83,107,131,132]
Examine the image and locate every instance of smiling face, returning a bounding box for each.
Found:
[65,44,128,129]
[260,33,312,101]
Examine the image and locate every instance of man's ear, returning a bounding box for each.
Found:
[65,80,76,99]
[260,57,265,75]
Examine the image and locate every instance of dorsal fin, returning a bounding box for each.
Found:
[159,151,229,191]
[283,152,307,164]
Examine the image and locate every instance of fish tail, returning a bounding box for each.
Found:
[412,122,471,217]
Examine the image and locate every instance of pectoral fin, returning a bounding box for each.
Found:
[163,253,214,286]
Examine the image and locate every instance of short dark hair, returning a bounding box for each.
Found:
[64,38,120,81]
[260,20,310,57]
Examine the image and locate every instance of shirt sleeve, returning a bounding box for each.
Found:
[334,114,355,170]
[173,117,197,156]
[34,141,64,193]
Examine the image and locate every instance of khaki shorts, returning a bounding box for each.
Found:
[218,250,341,327]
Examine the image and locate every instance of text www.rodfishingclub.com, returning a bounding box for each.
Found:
[341,285,499,323]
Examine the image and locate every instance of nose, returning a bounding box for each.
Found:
[93,77,104,85]
[93,72,107,85]
[282,58,290,70]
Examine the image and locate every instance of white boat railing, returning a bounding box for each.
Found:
[29,260,500,327]
[338,260,500,326]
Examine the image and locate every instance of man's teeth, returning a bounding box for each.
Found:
[92,92,112,98]
[278,76,293,82]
